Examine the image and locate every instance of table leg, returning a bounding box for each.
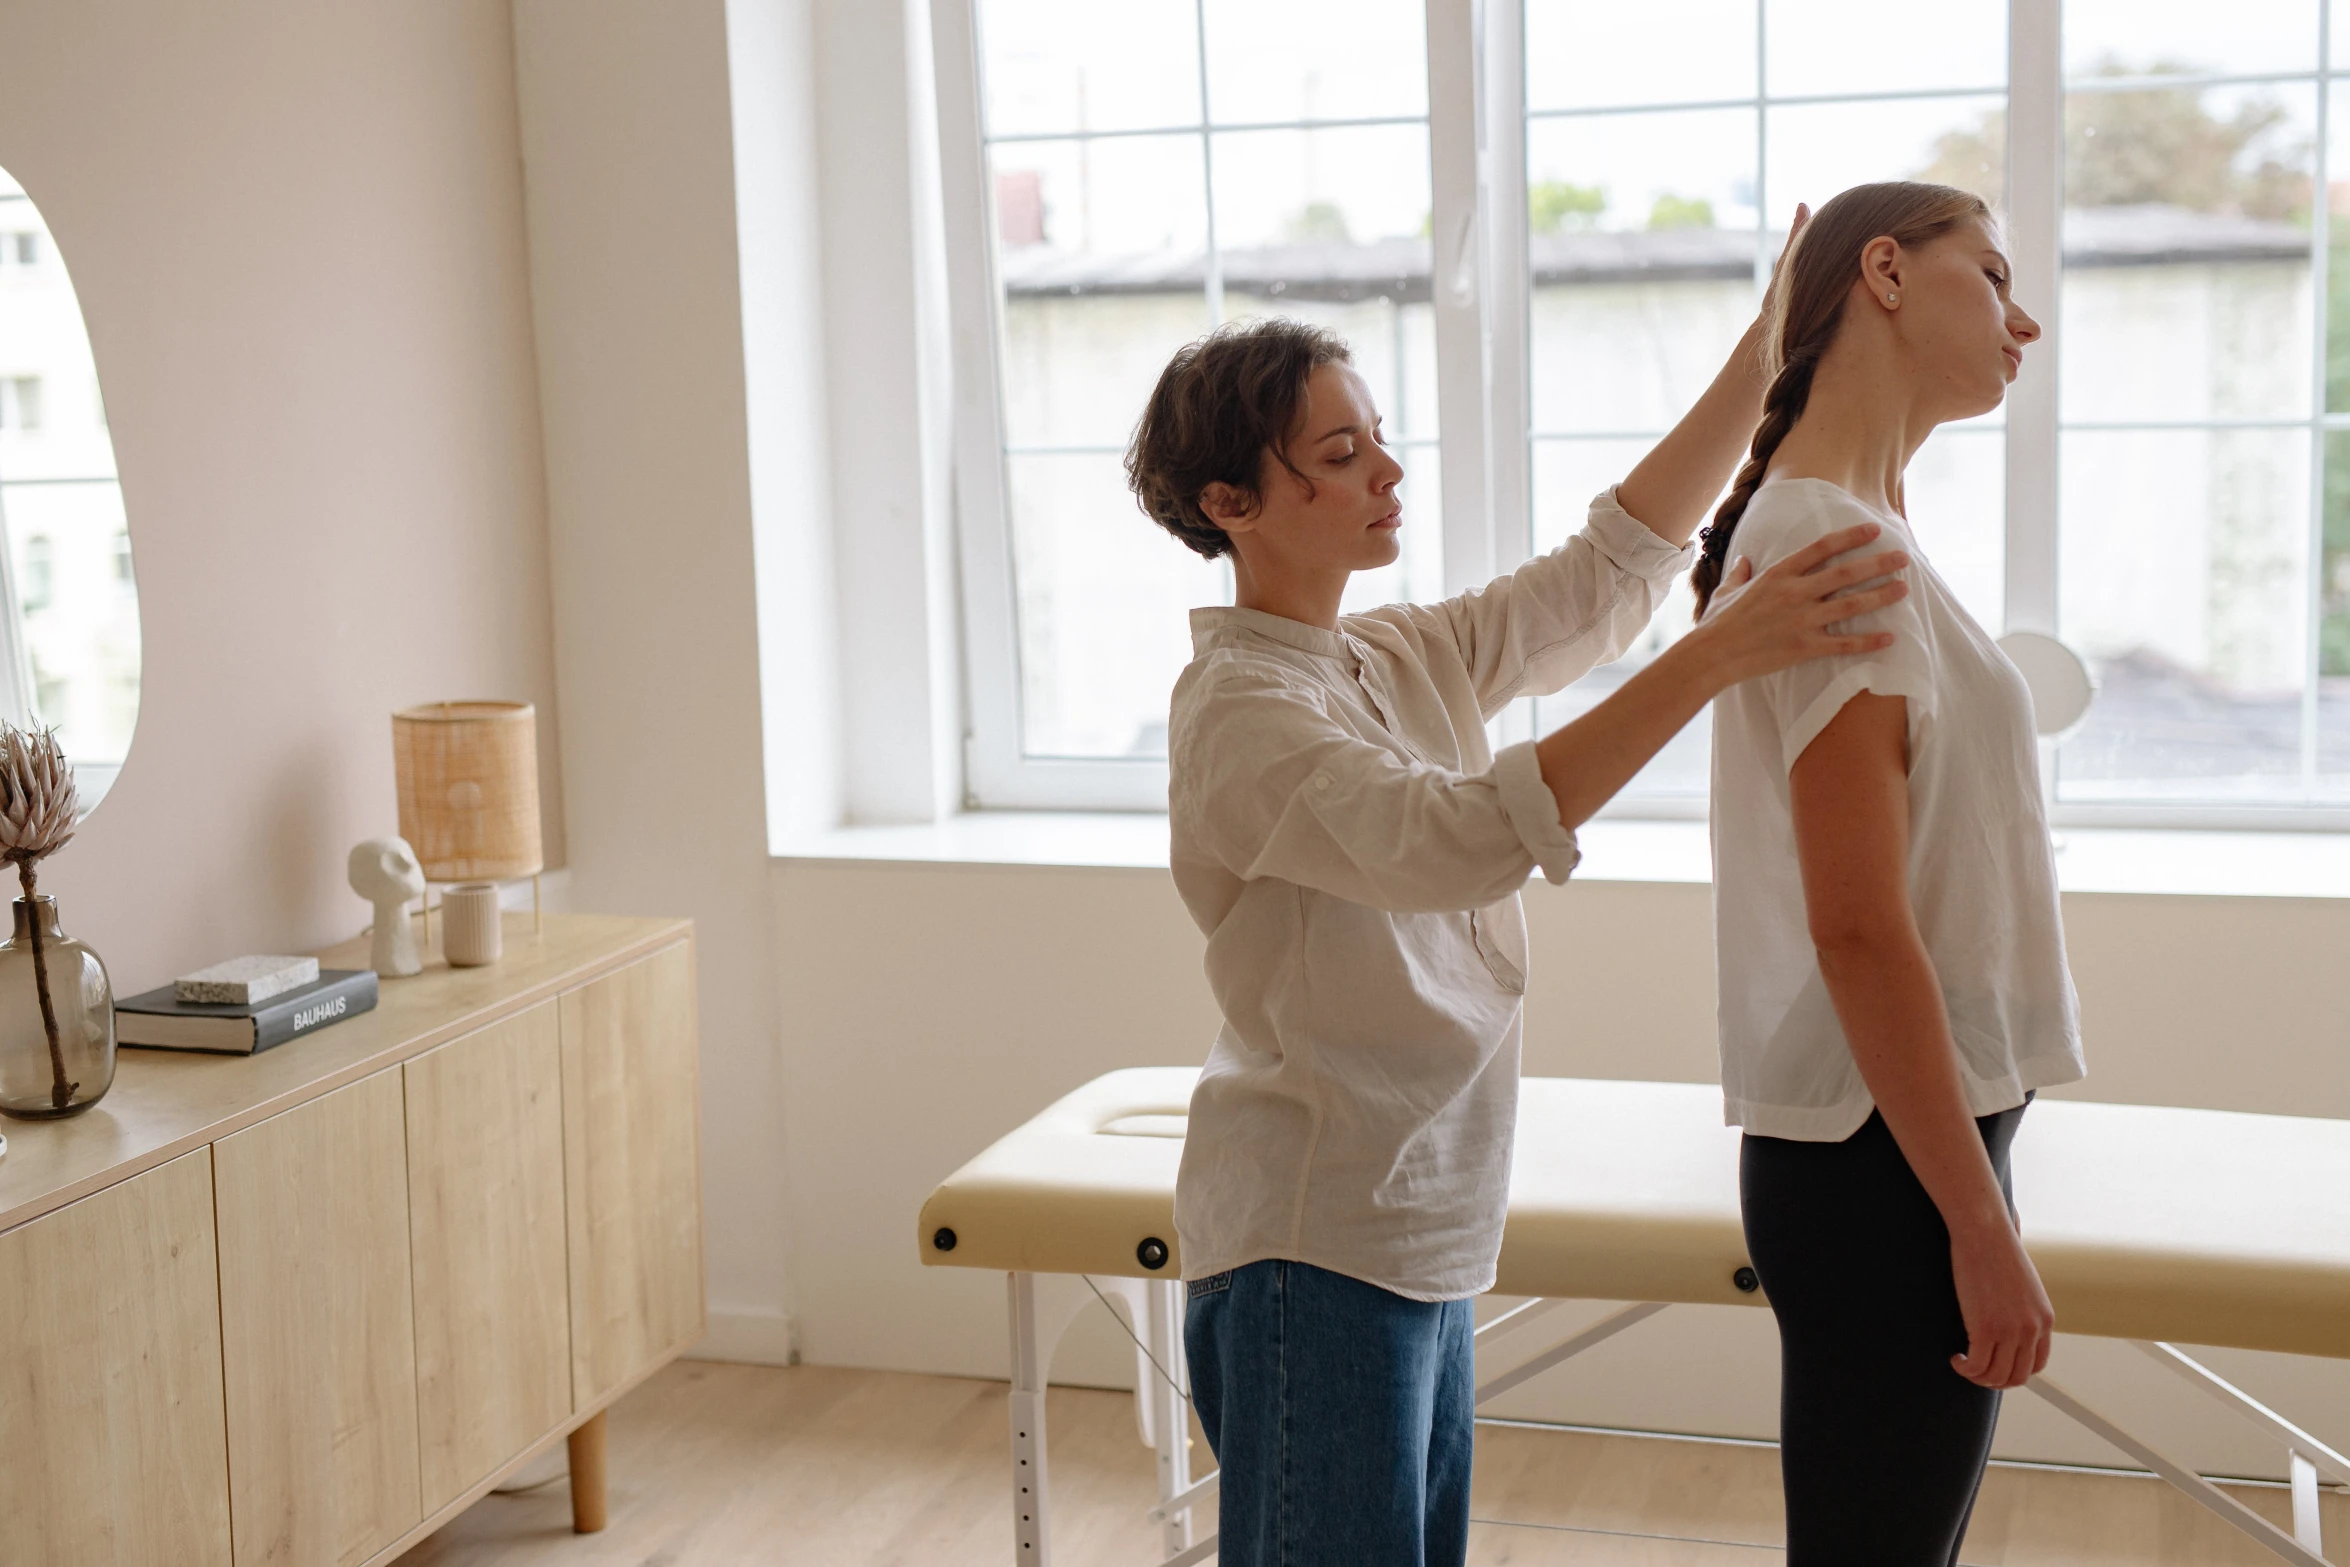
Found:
[568,1409,609,1534]
[1009,1272,1052,1564]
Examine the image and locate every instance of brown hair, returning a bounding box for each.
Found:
[1125,318,1353,560]
[1690,181,1992,615]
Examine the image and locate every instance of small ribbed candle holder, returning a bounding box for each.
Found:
[440,883,503,968]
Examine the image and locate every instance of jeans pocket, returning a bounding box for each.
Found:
[1186,1270,1233,1299]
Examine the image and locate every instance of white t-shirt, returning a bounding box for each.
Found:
[1169,490,1692,1300]
[1704,477,2085,1141]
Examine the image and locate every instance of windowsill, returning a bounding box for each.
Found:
[776,813,2350,899]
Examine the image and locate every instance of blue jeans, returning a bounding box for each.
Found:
[1183,1259,1474,1567]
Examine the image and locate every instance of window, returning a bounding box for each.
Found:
[941,0,1448,807]
[1518,0,2008,811]
[937,0,2350,828]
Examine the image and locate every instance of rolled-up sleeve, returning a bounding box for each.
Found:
[1430,487,1695,715]
[1182,675,1557,913]
[1492,740,1581,884]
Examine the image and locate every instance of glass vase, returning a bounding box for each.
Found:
[0,895,114,1119]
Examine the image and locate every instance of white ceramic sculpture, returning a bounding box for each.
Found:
[348,836,426,978]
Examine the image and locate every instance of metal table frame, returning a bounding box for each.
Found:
[1005,1273,2345,1566]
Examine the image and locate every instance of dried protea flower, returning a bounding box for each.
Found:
[0,725,78,1108]
[0,724,76,868]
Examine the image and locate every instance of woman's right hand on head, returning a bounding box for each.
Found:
[1692,522,1911,687]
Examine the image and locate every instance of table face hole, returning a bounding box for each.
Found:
[1099,1114,1187,1139]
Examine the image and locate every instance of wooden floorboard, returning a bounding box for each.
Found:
[396,1360,2346,1566]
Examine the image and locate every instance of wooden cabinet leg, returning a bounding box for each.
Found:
[567,1410,609,1533]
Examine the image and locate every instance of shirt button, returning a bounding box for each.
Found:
[1313,775,1333,792]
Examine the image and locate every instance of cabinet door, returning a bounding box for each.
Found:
[405,1000,572,1513]
[215,1070,420,1565]
[0,1149,232,1565]
[561,940,704,1407]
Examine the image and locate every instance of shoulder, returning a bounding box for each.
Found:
[1172,651,1331,735]
[1732,479,1904,568]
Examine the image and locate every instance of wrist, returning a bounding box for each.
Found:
[1945,1199,2018,1244]
[1665,620,1744,695]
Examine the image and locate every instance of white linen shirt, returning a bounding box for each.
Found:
[1169,490,1692,1302]
[1705,478,2086,1141]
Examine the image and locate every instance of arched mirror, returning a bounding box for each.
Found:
[0,165,138,810]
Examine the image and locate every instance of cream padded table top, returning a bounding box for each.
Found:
[919,1069,2350,1360]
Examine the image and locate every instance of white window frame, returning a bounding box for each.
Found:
[935,0,2350,829]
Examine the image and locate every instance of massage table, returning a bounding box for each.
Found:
[919,1069,2350,1566]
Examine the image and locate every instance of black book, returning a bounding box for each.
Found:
[115,968,379,1055]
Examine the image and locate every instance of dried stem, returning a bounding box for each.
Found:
[15,857,69,1110]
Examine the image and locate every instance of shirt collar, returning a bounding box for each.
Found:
[1191,605,1355,662]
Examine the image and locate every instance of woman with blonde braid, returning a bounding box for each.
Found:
[1695,182,2085,1564]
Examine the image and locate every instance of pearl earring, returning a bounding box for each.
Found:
[1886,292,1898,305]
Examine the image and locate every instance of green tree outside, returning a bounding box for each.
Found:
[1647,193,1716,230]
[1528,179,1605,235]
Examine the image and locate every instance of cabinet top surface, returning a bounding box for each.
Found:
[0,912,691,1235]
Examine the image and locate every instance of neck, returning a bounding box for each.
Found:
[1766,336,1935,516]
[1231,550,1348,631]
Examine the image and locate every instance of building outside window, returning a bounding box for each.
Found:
[0,376,41,432]
[939,0,2350,826]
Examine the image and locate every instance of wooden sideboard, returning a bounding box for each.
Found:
[0,913,703,1566]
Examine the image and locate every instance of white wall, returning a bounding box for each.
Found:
[511,0,797,1362]
[0,0,565,991]
[772,856,2350,1477]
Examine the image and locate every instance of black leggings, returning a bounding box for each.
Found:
[1740,1102,2027,1567]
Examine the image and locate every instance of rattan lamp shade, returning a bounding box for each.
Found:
[392,701,543,883]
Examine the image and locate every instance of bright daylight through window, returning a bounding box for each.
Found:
[942,0,2350,825]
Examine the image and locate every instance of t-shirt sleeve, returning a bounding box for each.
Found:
[1719,490,1936,775]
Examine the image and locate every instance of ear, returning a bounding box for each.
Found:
[1198,480,1259,534]
[1858,235,1904,310]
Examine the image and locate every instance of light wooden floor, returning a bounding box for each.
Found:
[397,1359,2345,1566]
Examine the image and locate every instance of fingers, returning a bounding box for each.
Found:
[1806,551,1910,599]
[1829,633,1897,656]
[1816,580,1910,622]
[1952,1337,2021,1390]
[1770,522,1882,578]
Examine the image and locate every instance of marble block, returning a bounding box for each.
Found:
[175,954,321,1005]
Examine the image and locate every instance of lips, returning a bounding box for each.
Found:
[2002,346,2022,376]
[1372,509,1402,530]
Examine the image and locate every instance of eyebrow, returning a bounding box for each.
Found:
[1312,417,1383,443]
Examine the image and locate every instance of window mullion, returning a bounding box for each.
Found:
[930,0,1024,810]
[1480,0,1531,579]
[1427,0,1494,595]
[2003,0,2063,637]
[2303,7,2333,792]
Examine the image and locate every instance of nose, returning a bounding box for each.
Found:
[2009,303,2042,345]
[1376,444,1405,490]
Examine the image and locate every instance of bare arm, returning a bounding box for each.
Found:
[1532,524,1909,829]
[1789,691,2053,1391]
[1614,313,1771,547]
[1615,205,1809,545]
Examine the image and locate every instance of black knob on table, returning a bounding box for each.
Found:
[1137,1237,1170,1270]
[1732,1265,1759,1293]
[933,1227,957,1252]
